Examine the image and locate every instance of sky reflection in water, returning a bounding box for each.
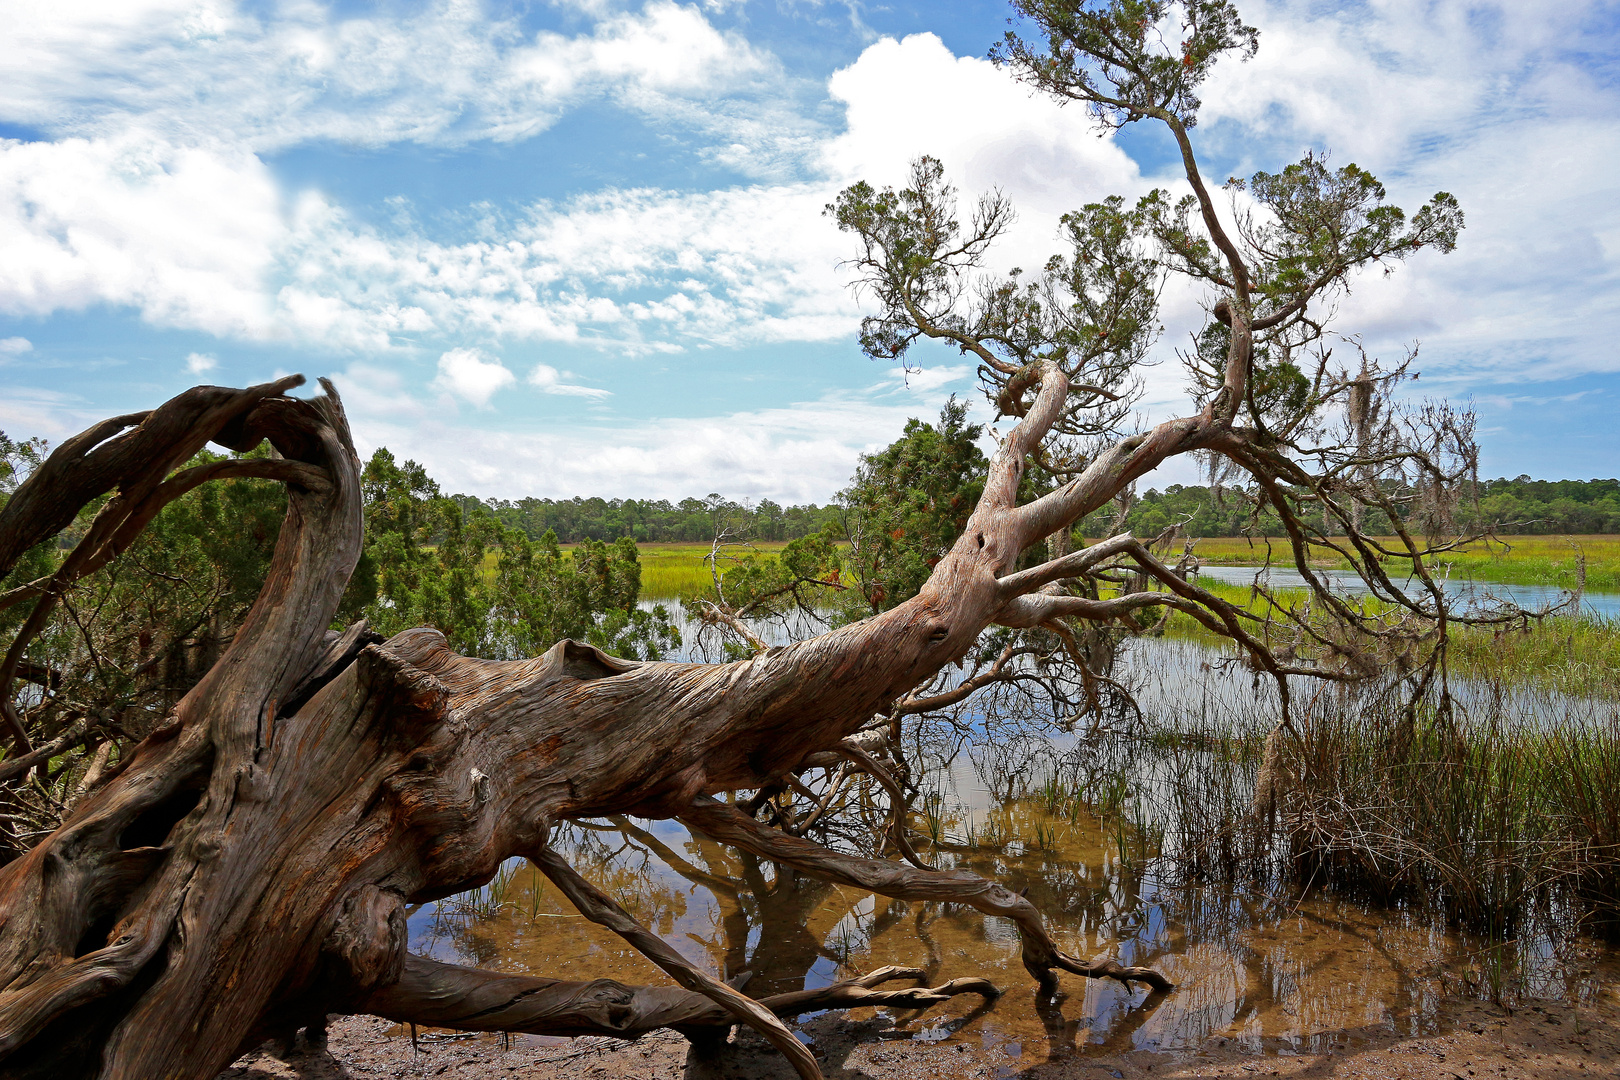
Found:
[408,605,1615,1067]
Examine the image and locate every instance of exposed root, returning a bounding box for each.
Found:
[362,958,997,1041]
[529,843,824,1080]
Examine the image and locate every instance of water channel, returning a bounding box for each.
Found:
[404,588,1620,1071]
[1195,563,1619,619]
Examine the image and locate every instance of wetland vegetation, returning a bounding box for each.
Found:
[3,2,1618,1075]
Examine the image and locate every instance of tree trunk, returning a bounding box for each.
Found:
[0,369,1180,1079]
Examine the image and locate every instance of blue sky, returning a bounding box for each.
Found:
[2,0,1617,503]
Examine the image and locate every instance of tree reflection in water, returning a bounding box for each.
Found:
[408,756,1538,1066]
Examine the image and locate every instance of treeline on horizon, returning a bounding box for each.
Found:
[451,493,844,544]
[1116,475,1620,539]
[453,474,1620,545]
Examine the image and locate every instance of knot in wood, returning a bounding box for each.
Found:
[469,767,493,805]
[324,885,407,994]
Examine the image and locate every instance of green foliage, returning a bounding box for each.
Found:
[828,157,1156,438]
[993,0,1259,129]
[992,1,1463,461]
[470,492,838,545]
[1184,321,1310,436]
[0,433,53,636]
[9,445,288,805]
[1240,153,1462,322]
[1466,477,1620,535]
[1078,477,1620,543]
[694,530,846,620]
[828,157,1016,367]
[1135,154,1462,362]
[491,532,678,661]
[0,432,46,498]
[342,449,678,661]
[1077,482,1267,539]
[839,398,989,612]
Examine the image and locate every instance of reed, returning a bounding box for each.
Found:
[1150,684,1620,940]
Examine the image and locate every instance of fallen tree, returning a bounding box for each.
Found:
[0,365,1187,1080]
[0,3,1531,1076]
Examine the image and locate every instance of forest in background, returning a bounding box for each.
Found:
[453,472,1620,544]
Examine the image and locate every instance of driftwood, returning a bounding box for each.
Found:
[0,360,1220,1079]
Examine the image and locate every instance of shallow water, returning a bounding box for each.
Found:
[415,596,1620,1068]
[410,775,1611,1066]
[648,598,1619,730]
[1195,564,1619,619]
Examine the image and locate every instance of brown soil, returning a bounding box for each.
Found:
[221,987,1620,1080]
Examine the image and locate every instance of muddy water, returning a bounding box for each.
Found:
[410,605,1617,1071]
[408,789,1605,1069]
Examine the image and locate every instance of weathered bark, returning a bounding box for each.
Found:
[364,958,995,1040]
[0,364,1190,1079]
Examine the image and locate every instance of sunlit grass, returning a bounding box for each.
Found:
[1139,574,1620,698]
[573,541,791,601]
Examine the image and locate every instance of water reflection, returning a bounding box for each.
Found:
[451,595,1620,1071]
[406,790,1559,1067]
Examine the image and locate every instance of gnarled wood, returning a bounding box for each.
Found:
[364,957,996,1040]
[0,362,1190,1079]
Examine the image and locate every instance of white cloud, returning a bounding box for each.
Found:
[0,337,31,356]
[1178,0,1620,389]
[269,181,854,351]
[1198,1,1610,167]
[184,351,217,374]
[823,34,1141,226]
[0,30,1152,359]
[347,365,972,502]
[0,135,281,335]
[432,348,516,409]
[528,363,611,398]
[0,0,1615,416]
[888,364,969,395]
[0,1,780,153]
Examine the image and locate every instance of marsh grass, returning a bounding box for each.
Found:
[556,532,1620,605]
[591,541,792,600]
[1134,573,1620,698]
[1147,687,1620,941]
[1450,615,1620,699]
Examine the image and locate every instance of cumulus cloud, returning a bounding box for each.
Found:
[0,30,1154,358]
[822,34,1140,224]
[184,351,217,374]
[432,348,516,408]
[1,0,1616,460]
[0,337,31,357]
[1184,0,1620,387]
[0,136,281,335]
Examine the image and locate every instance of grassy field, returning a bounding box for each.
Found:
[593,541,791,601]
[1173,534,1620,591]
[615,534,1620,601]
